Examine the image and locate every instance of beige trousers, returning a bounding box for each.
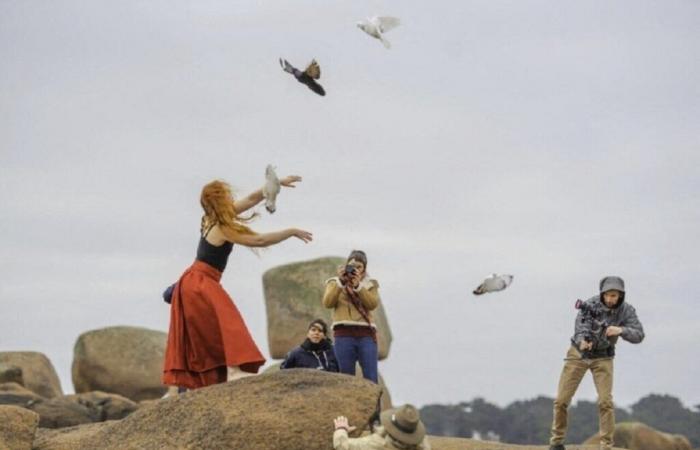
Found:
[550,346,614,449]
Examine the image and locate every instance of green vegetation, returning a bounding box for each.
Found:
[420,394,700,446]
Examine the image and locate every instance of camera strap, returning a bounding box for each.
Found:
[345,285,375,331]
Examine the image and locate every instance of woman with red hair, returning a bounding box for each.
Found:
[163,177,312,389]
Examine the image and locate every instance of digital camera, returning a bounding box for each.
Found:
[344,264,356,276]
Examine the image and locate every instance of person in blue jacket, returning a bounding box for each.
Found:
[280,319,339,372]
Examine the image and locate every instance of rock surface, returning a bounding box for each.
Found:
[430,438,622,450]
[0,382,44,407]
[63,391,139,422]
[28,397,95,429]
[263,256,393,360]
[1,383,139,429]
[71,326,168,401]
[0,363,24,385]
[0,405,39,450]
[264,361,393,410]
[34,369,382,450]
[583,421,692,450]
[0,352,63,398]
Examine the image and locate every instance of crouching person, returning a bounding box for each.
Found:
[333,404,431,450]
[280,319,339,372]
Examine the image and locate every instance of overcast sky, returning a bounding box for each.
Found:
[1,0,699,410]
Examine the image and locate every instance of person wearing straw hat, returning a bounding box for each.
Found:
[332,404,431,450]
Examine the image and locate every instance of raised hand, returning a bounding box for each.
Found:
[291,228,313,243]
[333,416,357,432]
[350,270,363,288]
[280,175,302,188]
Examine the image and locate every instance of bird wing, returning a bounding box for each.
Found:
[263,166,280,196]
[374,16,400,33]
[304,59,321,79]
[266,179,280,196]
[501,275,514,288]
[305,79,326,96]
[263,167,280,213]
[265,165,280,184]
[264,183,279,213]
[482,277,500,292]
[279,58,295,74]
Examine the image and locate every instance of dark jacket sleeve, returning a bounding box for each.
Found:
[620,304,644,343]
[327,346,340,373]
[280,349,298,369]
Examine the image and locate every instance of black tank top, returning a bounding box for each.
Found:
[195,227,233,272]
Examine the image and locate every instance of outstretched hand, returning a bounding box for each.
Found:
[280,175,302,188]
[291,228,313,243]
[333,416,357,432]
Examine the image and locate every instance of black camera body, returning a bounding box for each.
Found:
[575,299,604,320]
[344,264,356,276]
[575,299,612,356]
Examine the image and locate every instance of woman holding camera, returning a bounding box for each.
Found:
[322,250,381,383]
[163,178,312,390]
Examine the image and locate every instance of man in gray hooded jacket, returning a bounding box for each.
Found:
[549,276,644,450]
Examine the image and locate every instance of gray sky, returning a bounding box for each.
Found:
[1,0,699,409]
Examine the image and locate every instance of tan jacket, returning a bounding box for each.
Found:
[322,276,380,329]
[333,427,431,450]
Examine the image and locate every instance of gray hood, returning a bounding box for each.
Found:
[599,276,625,307]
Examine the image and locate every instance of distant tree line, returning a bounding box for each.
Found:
[420,394,700,447]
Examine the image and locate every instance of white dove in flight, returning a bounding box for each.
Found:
[262,165,281,214]
[473,274,514,296]
[356,16,401,49]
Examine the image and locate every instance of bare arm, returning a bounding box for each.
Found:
[233,188,264,215]
[233,175,302,214]
[220,227,312,248]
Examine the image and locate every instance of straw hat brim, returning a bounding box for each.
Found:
[380,408,426,446]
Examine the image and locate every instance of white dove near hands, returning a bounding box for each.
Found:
[473,274,514,296]
[263,165,281,214]
[357,16,401,49]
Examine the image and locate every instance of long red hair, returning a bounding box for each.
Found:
[200,180,257,237]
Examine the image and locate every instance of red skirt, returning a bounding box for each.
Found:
[162,260,265,389]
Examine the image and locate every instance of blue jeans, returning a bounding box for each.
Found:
[334,336,378,383]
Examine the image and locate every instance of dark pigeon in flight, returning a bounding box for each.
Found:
[279,58,326,96]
